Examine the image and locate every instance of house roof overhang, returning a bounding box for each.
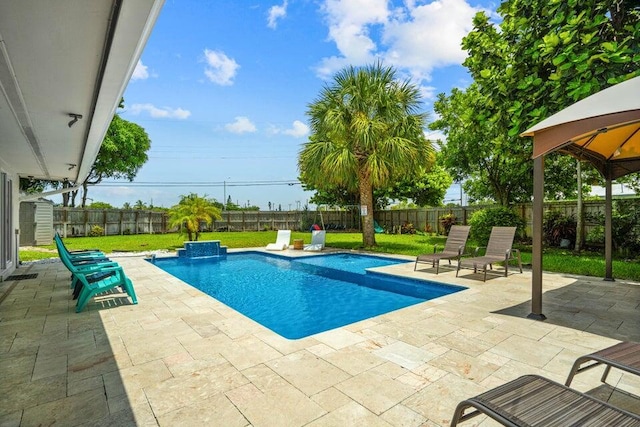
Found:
[0,0,164,183]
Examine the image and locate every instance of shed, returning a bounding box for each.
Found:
[20,199,54,246]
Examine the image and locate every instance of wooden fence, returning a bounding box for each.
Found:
[374,199,629,237]
[53,209,167,237]
[52,198,634,238]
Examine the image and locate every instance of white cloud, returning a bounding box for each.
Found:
[131,60,149,81]
[383,0,479,77]
[425,129,446,143]
[316,0,482,83]
[225,116,257,134]
[203,49,239,85]
[283,120,310,137]
[129,103,191,119]
[267,1,288,29]
[268,120,310,138]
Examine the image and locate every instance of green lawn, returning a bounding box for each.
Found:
[20,231,640,281]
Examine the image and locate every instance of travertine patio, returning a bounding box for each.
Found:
[1,249,639,426]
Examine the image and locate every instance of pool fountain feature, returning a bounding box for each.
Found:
[176,240,227,259]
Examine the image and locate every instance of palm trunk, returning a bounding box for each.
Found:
[359,169,376,247]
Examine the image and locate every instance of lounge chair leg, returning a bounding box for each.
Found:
[518,253,523,273]
[601,365,612,383]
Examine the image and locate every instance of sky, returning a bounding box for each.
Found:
[85,0,498,210]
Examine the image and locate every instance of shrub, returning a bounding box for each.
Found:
[543,210,576,247]
[586,225,604,245]
[88,225,104,237]
[612,200,640,254]
[468,206,525,245]
[439,213,457,235]
[583,200,640,254]
[400,221,415,234]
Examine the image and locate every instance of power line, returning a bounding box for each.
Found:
[99,180,301,188]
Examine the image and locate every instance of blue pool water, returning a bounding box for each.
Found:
[150,252,466,339]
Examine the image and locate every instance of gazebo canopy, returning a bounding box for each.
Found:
[522,75,640,179]
[520,75,640,320]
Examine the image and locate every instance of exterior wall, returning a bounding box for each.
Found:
[0,161,19,281]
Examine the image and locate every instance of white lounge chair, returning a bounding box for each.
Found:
[304,230,326,251]
[265,230,291,251]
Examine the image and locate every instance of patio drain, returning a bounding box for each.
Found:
[5,273,38,281]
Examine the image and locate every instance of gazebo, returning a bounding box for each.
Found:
[521,75,640,319]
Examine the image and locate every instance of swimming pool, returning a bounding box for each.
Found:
[150,252,466,339]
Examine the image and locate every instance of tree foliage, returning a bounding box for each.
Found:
[382,163,452,207]
[432,0,640,205]
[81,114,151,206]
[299,63,433,246]
[301,163,451,209]
[168,193,222,241]
[86,201,114,209]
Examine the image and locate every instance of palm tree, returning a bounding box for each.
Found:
[299,63,433,247]
[168,193,222,241]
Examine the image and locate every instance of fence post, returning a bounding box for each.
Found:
[84,209,89,237]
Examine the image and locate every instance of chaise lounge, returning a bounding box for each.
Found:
[304,230,326,251]
[265,229,291,251]
[414,225,470,274]
[450,374,640,426]
[565,341,640,386]
[456,226,522,281]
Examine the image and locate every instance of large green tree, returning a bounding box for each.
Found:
[299,63,433,247]
[432,0,640,205]
[81,114,151,207]
[168,193,221,241]
[382,163,452,207]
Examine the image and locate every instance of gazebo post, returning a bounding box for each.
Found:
[528,155,546,320]
[604,174,614,281]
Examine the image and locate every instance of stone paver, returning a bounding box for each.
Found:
[0,250,639,426]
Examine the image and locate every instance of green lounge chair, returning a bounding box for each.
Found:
[415,225,470,274]
[55,235,116,289]
[56,240,136,310]
[54,233,106,261]
[74,265,137,313]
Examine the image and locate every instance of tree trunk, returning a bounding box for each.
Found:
[81,181,89,208]
[70,189,78,207]
[62,181,71,207]
[359,169,376,247]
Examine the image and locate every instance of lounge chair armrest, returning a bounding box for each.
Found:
[74,261,120,272]
[433,244,439,253]
[505,248,518,256]
[507,248,521,261]
[474,246,486,256]
[75,265,123,277]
